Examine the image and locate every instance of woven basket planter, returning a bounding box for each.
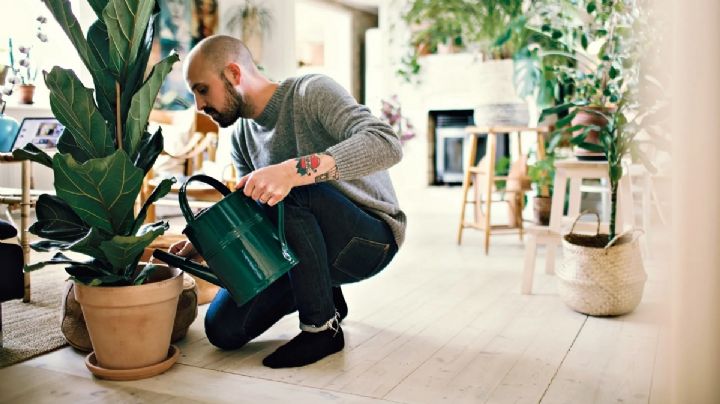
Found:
[557,213,647,316]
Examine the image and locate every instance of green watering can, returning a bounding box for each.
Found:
[153,174,298,306]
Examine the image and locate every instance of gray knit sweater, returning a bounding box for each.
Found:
[229,74,406,246]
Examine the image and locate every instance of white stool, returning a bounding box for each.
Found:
[521,159,634,294]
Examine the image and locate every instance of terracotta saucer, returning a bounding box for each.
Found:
[85,345,180,381]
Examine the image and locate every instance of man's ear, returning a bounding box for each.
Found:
[224,63,242,85]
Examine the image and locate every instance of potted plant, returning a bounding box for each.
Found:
[13,0,183,379]
[6,16,49,104]
[527,153,555,225]
[397,0,525,82]
[225,0,272,64]
[497,0,619,155]
[536,0,666,316]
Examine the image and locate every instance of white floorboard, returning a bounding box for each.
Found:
[0,179,667,403]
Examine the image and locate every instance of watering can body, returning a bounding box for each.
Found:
[153,175,298,306]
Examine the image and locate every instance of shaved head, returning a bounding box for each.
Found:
[184,35,275,124]
[185,35,258,78]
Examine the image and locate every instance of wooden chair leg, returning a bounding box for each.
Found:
[545,238,557,275]
[522,234,538,294]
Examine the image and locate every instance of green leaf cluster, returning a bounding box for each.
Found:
[12,0,179,285]
[397,0,525,82]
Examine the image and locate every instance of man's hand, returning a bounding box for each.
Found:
[235,153,339,206]
[235,162,295,206]
[168,239,202,262]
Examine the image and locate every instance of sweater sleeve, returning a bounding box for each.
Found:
[303,75,402,180]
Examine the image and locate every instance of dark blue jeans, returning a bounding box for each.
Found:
[204,183,398,350]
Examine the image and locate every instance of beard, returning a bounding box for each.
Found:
[203,75,252,128]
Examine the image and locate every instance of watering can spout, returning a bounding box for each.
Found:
[152,249,223,287]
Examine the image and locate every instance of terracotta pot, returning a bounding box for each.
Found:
[18,84,36,105]
[533,196,551,226]
[571,107,609,160]
[62,273,198,353]
[73,265,183,370]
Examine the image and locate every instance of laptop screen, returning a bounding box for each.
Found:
[12,117,65,151]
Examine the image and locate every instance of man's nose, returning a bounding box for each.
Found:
[195,98,205,111]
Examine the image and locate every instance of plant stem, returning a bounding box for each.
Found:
[115,81,122,150]
[609,179,618,243]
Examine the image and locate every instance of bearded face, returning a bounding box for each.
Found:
[203,74,252,127]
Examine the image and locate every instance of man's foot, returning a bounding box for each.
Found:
[333,286,348,321]
[262,325,344,368]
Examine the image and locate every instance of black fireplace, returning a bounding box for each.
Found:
[431,110,510,185]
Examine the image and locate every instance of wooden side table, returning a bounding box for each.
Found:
[0,153,33,302]
[457,126,549,255]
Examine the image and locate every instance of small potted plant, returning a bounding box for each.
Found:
[6,16,49,104]
[225,0,272,64]
[13,0,182,379]
[527,154,555,225]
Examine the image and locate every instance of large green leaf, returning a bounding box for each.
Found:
[42,0,95,72]
[87,0,110,19]
[11,144,53,168]
[513,48,542,99]
[121,9,160,122]
[87,19,116,123]
[100,221,167,271]
[29,194,88,242]
[125,53,179,157]
[46,67,114,160]
[134,127,164,174]
[53,150,143,234]
[56,129,92,163]
[103,0,155,80]
[25,252,91,272]
[130,177,175,235]
[70,226,112,261]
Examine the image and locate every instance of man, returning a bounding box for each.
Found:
[171,35,406,368]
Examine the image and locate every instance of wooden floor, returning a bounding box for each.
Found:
[0,182,670,403]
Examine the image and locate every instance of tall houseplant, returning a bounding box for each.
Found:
[536,0,666,316]
[13,0,183,377]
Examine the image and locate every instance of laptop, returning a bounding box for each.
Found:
[0,117,65,153]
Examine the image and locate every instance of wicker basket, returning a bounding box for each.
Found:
[557,213,647,316]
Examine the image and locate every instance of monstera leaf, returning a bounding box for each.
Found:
[124,52,179,158]
[45,67,114,161]
[103,0,155,81]
[53,150,143,235]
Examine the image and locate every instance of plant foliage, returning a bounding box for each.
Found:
[13,0,179,285]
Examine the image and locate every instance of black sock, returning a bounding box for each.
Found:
[262,322,344,368]
[333,286,348,322]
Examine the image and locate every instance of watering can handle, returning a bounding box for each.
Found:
[178,174,293,260]
[179,174,231,222]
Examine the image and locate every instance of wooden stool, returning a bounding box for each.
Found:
[521,158,634,294]
[457,126,548,255]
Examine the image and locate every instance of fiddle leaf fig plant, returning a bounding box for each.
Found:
[12,0,179,286]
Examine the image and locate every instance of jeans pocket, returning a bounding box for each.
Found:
[333,237,390,281]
